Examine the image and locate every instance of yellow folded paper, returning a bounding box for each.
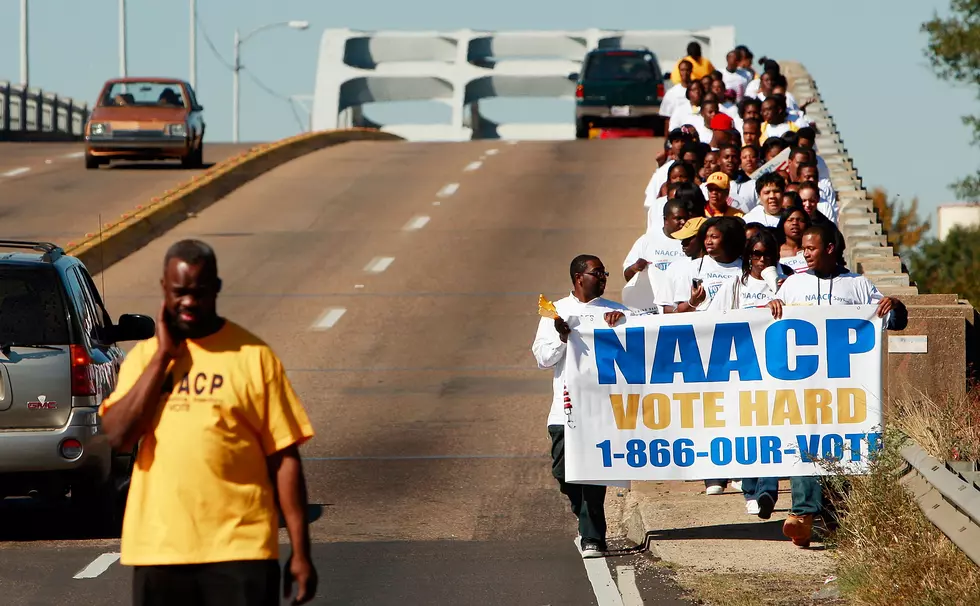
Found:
[538,294,559,319]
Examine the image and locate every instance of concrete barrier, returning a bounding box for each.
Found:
[64,128,403,274]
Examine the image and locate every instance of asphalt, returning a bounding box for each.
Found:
[0,138,695,605]
[0,141,253,246]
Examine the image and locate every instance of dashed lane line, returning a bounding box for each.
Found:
[436,183,459,197]
[403,215,430,231]
[311,307,347,330]
[463,161,482,172]
[2,167,30,177]
[73,552,121,579]
[364,256,395,274]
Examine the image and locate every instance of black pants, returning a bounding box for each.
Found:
[133,559,280,606]
[549,424,607,544]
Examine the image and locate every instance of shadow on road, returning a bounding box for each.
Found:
[0,495,123,542]
[102,161,216,171]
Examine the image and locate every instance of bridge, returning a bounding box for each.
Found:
[0,25,977,605]
[310,27,735,140]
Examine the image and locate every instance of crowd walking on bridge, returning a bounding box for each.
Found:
[533,43,909,559]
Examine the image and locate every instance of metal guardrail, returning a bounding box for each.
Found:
[898,442,980,566]
[0,81,90,142]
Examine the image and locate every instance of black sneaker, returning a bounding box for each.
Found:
[580,538,605,559]
[757,493,775,520]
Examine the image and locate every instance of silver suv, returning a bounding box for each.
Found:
[0,241,154,525]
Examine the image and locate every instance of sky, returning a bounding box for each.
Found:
[0,0,974,232]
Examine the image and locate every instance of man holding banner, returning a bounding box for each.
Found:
[532,255,633,559]
[768,222,907,546]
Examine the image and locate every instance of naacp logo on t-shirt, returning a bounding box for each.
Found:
[161,369,226,412]
[655,261,671,271]
[803,293,860,305]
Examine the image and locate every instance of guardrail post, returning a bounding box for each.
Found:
[65,97,73,134]
[17,86,27,132]
[0,81,9,136]
[31,88,41,132]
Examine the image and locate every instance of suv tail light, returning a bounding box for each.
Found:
[70,345,96,397]
[576,84,583,99]
[657,83,665,99]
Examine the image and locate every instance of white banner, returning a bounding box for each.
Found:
[564,305,883,482]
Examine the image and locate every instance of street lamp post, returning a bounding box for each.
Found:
[118,0,127,78]
[232,20,309,143]
[189,0,197,89]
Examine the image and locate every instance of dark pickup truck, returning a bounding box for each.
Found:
[572,48,667,138]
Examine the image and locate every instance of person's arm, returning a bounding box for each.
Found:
[532,315,568,368]
[271,445,317,605]
[100,304,180,451]
[624,258,649,282]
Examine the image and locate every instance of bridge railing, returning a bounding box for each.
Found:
[0,82,90,142]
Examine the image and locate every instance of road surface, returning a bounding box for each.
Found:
[0,141,253,246]
[0,138,693,605]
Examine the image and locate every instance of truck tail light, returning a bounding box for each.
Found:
[657,83,665,98]
[576,84,583,99]
[70,345,96,397]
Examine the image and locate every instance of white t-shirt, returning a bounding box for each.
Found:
[775,271,884,307]
[742,205,782,228]
[671,255,743,310]
[779,251,809,274]
[722,69,750,98]
[659,84,688,117]
[623,230,687,272]
[531,294,631,426]
[754,90,801,112]
[645,195,669,233]
[707,275,777,311]
[721,102,740,119]
[645,160,674,197]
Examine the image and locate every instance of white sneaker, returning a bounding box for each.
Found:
[746,499,761,515]
[731,480,742,492]
[705,485,724,495]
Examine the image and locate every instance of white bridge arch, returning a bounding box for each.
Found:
[311,27,736,141]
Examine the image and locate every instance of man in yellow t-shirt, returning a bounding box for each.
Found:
[99,239,317,606]
[670,41,716,84]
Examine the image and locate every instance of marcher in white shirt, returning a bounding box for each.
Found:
[742,172,786,227]
[531,254,630,559]
[643,129,695,199]
[708,142,758,212]
[660,60,693,118]
[795,127,832,181]
[777,207,811,274]
[798,179,838,225]
[669,216,745,314]
[668,81,706,132]
[759,96,800,143]
[646,162,698,231]
[626,199,691,279]
[767,223,908,548]
[721,50,751,100]
[798,162,837,211]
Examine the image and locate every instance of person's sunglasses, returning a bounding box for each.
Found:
[582,270,610,279]
[749,250,773,259]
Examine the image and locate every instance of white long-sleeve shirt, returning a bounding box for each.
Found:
[531,293,630,426]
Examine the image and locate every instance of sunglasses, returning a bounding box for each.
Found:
[581,270,610,279]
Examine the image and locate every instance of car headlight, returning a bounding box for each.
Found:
[89,122,110,136]
[167,123,188,137]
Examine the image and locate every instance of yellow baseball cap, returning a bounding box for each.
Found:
[671,216,706,240]
[706,172,730,190]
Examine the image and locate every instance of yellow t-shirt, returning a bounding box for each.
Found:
[99,320,315,566]
[671,55,716,83]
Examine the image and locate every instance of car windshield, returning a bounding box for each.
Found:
[0,267,70,346]
[585,54,654,81]
[100,81,187,108]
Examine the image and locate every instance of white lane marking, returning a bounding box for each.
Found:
[403,215,430,231]
[44,159,53,164]
[311,307,346,330]
[364,256,395,274]
[2,167,30,177]
[507,140,519,145]
[432,201,441,206]
[354,284,365,289]
[436,183,459,197]
[485,148,499,155]
[74,552,121,579]
[575,539,625,606]
[616,566,645,606]
[463,160,482,172]
[64,151,86,158]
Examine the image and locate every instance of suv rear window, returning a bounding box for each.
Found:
[584,53,654,81]
[0,266,70,346]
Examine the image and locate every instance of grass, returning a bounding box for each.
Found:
[673,569,846,606]
[825,387,980,606]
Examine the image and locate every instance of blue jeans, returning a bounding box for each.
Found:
[741,477,779,502]
[790,476,822,516]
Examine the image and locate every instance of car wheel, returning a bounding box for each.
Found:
[71,475,124,535]
[84,153,103,170]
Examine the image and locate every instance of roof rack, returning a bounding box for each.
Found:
[0,240,64,263]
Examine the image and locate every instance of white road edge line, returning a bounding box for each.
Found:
[2,167,30,177]
[485,148,499,155]
[436,183,459,197]
[615,566,645,606]
[463,161,482,172]
[73,552,121,579]
[574,539,625,606]
[311,307,346,330]
[364,256,395,274]
[403,215,430,231]
[64,151,86,158]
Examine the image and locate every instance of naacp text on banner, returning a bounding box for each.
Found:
[562,305,883,482]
